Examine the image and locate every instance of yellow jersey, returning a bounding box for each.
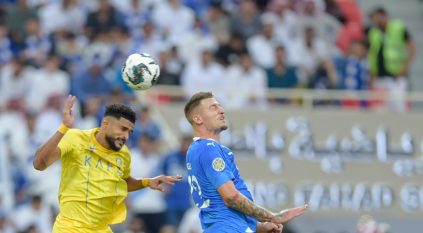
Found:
[54,128,131,232]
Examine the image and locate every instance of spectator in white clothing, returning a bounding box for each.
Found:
[9,195,52,233]
[26,55,70,113]
[0,57,33,111]
[39,0,86,35]
[152,0,195,44]
[291,27,337,88]
[225,52,268,109]
[177,17,217,64]
[296,0,341,46]
[246,13,279,69]
[181,48,226,102]
[267,0,299,64]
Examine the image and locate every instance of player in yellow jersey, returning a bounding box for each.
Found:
[33,95,182,233]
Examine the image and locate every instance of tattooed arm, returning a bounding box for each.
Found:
[217,181,307,224]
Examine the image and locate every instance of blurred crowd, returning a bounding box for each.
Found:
[0,0,416,232]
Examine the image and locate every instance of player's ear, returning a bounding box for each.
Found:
[102,117,109,128]
[192,114,202,125]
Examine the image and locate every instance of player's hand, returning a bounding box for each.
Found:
[62,95,76,128]
[271,204,308,224]
[257,222,283,233]
[148,175,183,192]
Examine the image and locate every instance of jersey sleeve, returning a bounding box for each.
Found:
[58,129,76,157]
[200,143,234,189]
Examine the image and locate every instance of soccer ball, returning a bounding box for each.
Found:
[122,53,160,90]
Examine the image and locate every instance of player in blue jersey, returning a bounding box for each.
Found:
[184,92,308,233]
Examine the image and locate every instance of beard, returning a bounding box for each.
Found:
[105,134,126,151]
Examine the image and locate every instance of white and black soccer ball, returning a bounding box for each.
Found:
[122,53,160,90]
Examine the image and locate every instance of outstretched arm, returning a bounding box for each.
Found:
[33,95,75,171]
[218,181,307,224]
[126,175,182,192]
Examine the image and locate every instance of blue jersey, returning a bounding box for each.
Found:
[186,138,257,233]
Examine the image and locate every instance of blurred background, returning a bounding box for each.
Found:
[0,0,423,232]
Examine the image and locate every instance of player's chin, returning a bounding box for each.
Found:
[220,124,228,131]
[111,141,124,151]
[116,141,125,148]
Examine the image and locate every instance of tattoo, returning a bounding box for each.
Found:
[225,193,274,222]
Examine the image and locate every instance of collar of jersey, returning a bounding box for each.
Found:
[193,137,217,142]
[92,128,115,153]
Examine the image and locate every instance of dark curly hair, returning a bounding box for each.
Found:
[104,104,136,124]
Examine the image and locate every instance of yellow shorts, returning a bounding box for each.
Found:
[53,214,113,233]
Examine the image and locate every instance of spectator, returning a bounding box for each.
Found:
[129,105,162,148]
[85,0,122,39]
[74,96,101,130]
[292,27,337,88]
[38,0,86,35]
[137,21,166,60]
[152,0,195,44]
[0,57,33,110]
[120,0,151,38]
[266,46,299,89]
[9,195,52,233]
[71,57,112,105]
[247,13,279,69]
[339,40,369,91]
[0,106,30,164]
[225,52,268,109]
[229,0,261,40]
[54,32,87,73]
[159,134,193,232]
[367,7,416,112]
[26,55,70,113]
[0,23,13,65]
[296,0,341,46]
[267,0,298,62]
[205,2,230,44]
[128,134,165,233]
[181,47,226,101]
[177,17,217,64]
[27,96,63,208]
[22,17,51,67]
[338,40,369,109]
[84,30,116,68]
[157,46,184,86]
[5,0,38,45]
[215,32,248,67]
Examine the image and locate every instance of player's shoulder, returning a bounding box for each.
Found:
[190,138,221,153]
[65,128,88,138]
[64,128,97,141]
[192,138,220,148]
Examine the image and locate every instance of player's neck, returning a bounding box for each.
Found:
[95,130,112,150]
[194,129,220,142]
